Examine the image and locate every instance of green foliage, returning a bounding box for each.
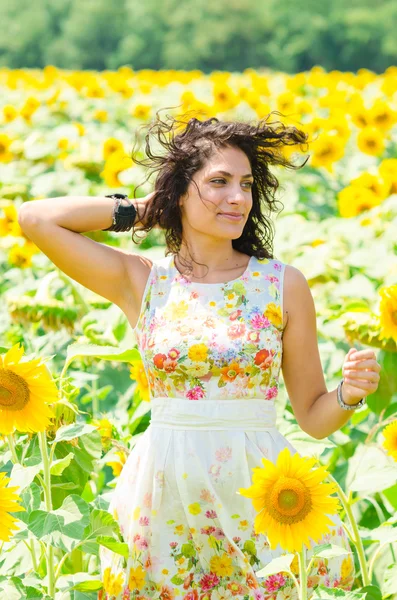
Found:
[0,0,396,72]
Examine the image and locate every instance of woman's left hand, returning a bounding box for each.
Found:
[342,347,381,402]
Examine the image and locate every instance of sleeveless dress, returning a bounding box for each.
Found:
[99,254,355,600]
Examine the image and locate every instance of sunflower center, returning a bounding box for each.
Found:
[0,369,30,411]
[267,476,312,524]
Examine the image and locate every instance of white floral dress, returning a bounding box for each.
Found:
[99,254,354,600]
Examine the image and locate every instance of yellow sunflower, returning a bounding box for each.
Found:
[129,359,150,402]
[0,471,26,541]
[238,447,340,553]
[378,284,397,343]
[0,343,58,435]
[382,420,397,461]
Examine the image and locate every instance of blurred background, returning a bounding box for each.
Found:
[0,0,397,73]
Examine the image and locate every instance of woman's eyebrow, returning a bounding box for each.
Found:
[211,170,253,178]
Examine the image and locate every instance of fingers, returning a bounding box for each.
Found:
[344,359,381,371]
[344,371,380,384]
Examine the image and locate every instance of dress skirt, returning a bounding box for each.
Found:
[99,398,354,599]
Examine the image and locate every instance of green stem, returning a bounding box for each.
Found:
[30,538,39,571]
[329,475,370,586]
[22,538,39,572]
[298,545,307,600]
[368,541,389,581]
[6,433,19,464]
[6,435,40,571]
[92,379,99,419]
[38,430,55,598]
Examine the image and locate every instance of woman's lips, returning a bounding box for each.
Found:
[218,213,243,221]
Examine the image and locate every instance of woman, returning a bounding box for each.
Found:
[18,113,381,599]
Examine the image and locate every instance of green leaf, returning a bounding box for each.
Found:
[255,554,295,578]
[367,350,397,414]
[96,535,129,558]
[17,483,41,524]
[311,585,366,598]
[382,482,397,510]
[56,571,103,599]
[64,341,141,372]
[9,463,43,494]
[50,427,102,508]
[360,525,397,545]
[52,422,97,443]
[382,564,397,596]
[28,495,90,551]
[346,445,397,494]
[0,576,48,599]
[50,452,74,475]
[311,543,350,559]
[282,423,335,457]
[356,585,382,600]
[342,300,372,313]
[72,580,103,592]
[81,509,121,555]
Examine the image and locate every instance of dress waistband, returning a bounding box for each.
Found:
[149,397,277,431]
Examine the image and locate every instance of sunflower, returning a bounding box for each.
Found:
[0,472,26,541]
[0,343,58,435]
[238,447,340,553]
[357,127,385,156]
[129,359,150,402]
[382,420,397,461]
[378,284,397,343]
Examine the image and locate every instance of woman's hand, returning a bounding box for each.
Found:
[133,191,156,228]
[342,347,381,403]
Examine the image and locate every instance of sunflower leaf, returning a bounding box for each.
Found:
[50,452,74,476]
[310,543,350,559]
[28,494,90,552]
[96,535,129,558]
[51,422,97,443]
[255,553,295,578]
[355,585,382,600]
[312,585,366,598]
[383,565,397,597]
[64,341,141,372]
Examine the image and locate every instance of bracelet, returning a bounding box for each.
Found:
[102,193,137,232]
[337,379,366,410]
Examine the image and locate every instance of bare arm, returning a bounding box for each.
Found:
[17,195,152,309]
[281,266,367,440]
[18,195,149,233]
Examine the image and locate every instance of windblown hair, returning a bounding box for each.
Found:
[129,109,309,273]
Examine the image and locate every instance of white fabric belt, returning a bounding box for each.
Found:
[149,396,277,431]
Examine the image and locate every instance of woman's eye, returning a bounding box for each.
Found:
[211,179,253,188]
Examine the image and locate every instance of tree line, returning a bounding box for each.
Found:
[0,0,396,73]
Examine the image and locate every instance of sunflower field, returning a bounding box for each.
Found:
[1,65,397,600]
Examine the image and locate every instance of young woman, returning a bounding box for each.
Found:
[18,114,380,599]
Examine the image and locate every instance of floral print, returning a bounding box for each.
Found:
[99,255,354,599]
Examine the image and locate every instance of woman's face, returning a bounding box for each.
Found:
[179,145,254,240]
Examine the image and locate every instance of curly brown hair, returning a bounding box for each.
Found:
[129,109,309,272]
